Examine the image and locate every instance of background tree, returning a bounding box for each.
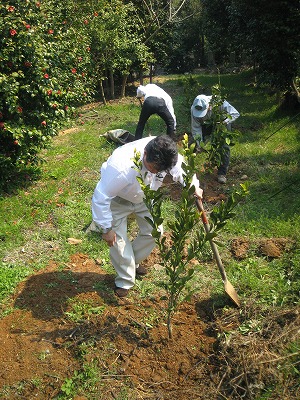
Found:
[164,0,204,73]
[88,0,152,101]
[62,0,152,102]
[127,0,196,80]
[202,0,300,104]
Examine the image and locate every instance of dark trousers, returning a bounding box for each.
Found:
[135,96,175,140]
[202,125,230,176]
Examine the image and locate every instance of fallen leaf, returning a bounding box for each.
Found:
[67,238,82,245]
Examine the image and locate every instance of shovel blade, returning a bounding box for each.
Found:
[224,280,240,307]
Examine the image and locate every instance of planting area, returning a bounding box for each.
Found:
[0,174,299,399]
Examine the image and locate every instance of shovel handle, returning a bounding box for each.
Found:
[195,197,209,227]
[195,197,227,282]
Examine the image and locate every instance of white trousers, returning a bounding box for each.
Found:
[110,197,156,289]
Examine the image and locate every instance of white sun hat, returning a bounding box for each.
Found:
[191,95,211,118]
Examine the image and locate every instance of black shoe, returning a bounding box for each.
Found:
[114,286,129,297]
[217,175,227,184]
[136,265,147,276]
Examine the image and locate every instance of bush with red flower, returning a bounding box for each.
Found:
[0,0,95,188]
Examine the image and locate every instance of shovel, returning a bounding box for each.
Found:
[195,197,240,307]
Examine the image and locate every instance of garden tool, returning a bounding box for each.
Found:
[195,197,240,307]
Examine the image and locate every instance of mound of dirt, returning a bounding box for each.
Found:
[258,237,293,258]
[230,237,295,260]
[231,237,250,259]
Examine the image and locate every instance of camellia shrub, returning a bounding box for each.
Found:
[0,0,94,188]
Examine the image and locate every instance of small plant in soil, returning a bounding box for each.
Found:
[134,134,248,338]
[196,84,240,173]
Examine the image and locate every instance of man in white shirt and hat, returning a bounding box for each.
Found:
[191,94,240,184]
[134,84,176,140]
[91,135,203,297]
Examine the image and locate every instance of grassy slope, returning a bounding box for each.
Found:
[0,69,299,307]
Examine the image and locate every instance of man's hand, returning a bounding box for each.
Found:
[194,186,203,199]
[191,174,203,199]
[102,230,116,247]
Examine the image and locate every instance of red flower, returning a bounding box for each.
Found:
[81,72,85,77]
[10,29,17,36]
[48,29,54,34]
[44,73,49,79]
[47,89,52,96]
[24,61,32,67]
[17,106,23,113]
[71,68,77,74]
[64,106,68,111]
[86,47,90,52]
[94,12,98,17]
[8,6,15,12]
[13,140,19,145]
[52,104,57,108]
[0,122,5,129]
[84,19,89,25]
[41,120,47,126]
[36,2,41,7]
[57,90,61,95]
[25,24,31,29]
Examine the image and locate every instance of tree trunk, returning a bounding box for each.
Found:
[99,80,107,106]
[292,79,300,104]
[139,68,143,85]
[149,63,153,83]
[109,69,115,99]
[167,313,172,339]
[120,74,128,98]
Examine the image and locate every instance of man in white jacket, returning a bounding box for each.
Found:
[191,94,240,184]
[134,84,176,140]
[91,135,203,297]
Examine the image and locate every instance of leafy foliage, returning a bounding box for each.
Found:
[87,0,152,96]
[0,0,94,188]
[202,0,300,95]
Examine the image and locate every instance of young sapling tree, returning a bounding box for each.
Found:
[199,84,240,173]
[133,134,248,339]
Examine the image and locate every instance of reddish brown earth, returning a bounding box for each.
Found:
[0,171,298,399]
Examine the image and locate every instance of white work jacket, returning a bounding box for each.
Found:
[92,137,185,231]
[137,84,177,128]
[191,97,240,140]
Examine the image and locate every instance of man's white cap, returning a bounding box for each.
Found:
[136,85,146,98]
[191,95,210,118]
